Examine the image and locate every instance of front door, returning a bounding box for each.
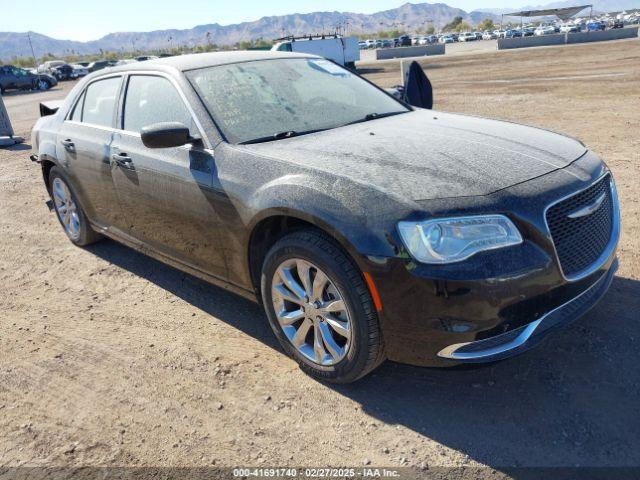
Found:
[109,74,227,279]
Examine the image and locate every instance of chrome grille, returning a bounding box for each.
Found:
[546,175,613,278]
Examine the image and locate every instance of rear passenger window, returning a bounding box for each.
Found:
[81,77,121,127]
[123,75,194,134]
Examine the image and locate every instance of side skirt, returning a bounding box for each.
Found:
[90,222,259,304]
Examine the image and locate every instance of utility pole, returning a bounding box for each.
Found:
[27,32,38,68]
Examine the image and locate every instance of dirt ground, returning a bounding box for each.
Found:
[1,39,639,475]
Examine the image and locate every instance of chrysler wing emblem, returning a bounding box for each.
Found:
[567,192,607,219]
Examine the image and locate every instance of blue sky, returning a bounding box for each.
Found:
[5,0,520,41]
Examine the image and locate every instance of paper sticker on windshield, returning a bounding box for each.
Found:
[308,59,349,76]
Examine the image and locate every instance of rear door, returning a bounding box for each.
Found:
[0,66,10,90]
[55,75,128,231]
[1,66,19,90]
[109,73,227,279]
[7,67,33,89]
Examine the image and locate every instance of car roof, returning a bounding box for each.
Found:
[103,50,318,75]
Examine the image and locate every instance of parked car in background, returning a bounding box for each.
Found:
[115,59,137,66]
[37,60,65,75]
[459,32,477,42]
[609,19,624,28]
[51,64,78,81]
[0,65,57,93]
[358,41,367,49]
[71,64,89,77]
[474,32,483,40]
[494,29,507,38]
[86,60,115,72]
[31,51,620,383]
[398,35,412,47]
[1,65,34,92]
[505,29,522,38]
[134,55,159,62]
[522,27,536,36]
[482,30,497,40]
[560,24,581,33]
[535,25,556,35]
[587,21,607,31]
[439,35,455,43]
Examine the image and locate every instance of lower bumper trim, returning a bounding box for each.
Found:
[437,259,617,362]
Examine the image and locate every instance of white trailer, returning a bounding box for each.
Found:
[271,35,360,68]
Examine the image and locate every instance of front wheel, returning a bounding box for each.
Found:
[261,229,385,383]
[49,167,102,246]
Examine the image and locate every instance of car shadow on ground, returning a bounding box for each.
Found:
[85,239,280,349]
[3,142,32,151]
[87,238,640,469]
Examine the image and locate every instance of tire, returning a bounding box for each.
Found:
[37,79,51,91]
[261,229,385,383]
[49,167,102,246]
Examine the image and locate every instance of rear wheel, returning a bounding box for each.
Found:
[49,167,101,246]
[36,79,51,91]
[261,229,385,383]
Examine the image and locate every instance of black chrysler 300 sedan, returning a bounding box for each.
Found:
[31,51,619,383]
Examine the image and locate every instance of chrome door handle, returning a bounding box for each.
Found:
[60,139,75,151]
[111,153,134,169]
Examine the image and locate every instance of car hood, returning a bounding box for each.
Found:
[241,109,587,201]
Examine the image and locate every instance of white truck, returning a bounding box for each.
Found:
[271,35,360,69]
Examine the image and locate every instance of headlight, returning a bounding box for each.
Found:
[398,215,523,264]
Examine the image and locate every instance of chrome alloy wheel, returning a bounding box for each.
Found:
[52,178,81,241]
[37,79,49,90]
[271,258,352,366]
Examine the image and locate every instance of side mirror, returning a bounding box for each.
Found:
[140,122,194,149]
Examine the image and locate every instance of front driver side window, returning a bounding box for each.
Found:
[123,75,195,135]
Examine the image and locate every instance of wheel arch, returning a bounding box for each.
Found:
[40,155,61,194]
[245,208,370,295]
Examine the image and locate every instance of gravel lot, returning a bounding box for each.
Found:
[1,38,639,475]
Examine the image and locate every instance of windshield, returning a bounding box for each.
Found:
[186,58,409,144]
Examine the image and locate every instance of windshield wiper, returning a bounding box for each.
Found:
[341,110,407,127]
[239,128,326,145]
[238,111,407,145]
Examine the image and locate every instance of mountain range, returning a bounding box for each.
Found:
[2,0,639,61]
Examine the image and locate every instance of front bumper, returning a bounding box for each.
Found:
[437,259,617,362]
[362,154,619,367]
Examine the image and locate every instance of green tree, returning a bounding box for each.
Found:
[477,19,496,31]
[425,25,436,35]
[455,21,473,33]
[442,15,463,32]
